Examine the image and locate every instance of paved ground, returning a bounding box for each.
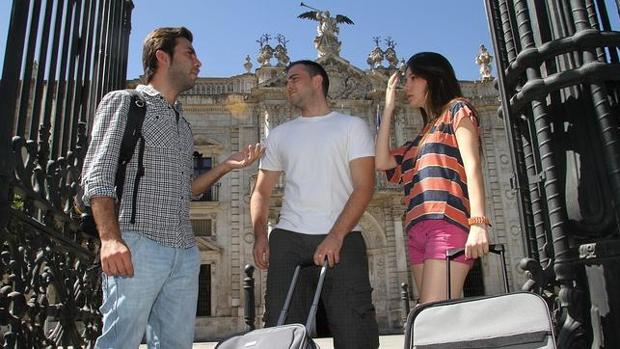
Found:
[140,334,405,348]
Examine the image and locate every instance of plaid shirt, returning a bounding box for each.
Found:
[81,84,195,248]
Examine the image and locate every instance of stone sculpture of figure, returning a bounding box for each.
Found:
[298,5,354,58]
[475,44,494,81]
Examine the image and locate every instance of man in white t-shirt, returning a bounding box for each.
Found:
[250,60,379,349]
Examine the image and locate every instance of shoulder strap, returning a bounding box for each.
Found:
[118,90,146,165]
[114,90,146,223]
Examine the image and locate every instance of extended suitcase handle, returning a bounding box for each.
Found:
[445,243,509,299]
[276,259,329,337]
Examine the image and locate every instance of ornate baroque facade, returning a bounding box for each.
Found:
[129,51,519,342]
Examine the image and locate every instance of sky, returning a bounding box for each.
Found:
[1,1,619,82]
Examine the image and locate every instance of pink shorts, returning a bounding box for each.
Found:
[408,219,474,267]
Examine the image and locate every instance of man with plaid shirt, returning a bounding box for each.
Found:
[81,27,262,348]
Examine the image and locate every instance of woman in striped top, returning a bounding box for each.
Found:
[376,52,490,303]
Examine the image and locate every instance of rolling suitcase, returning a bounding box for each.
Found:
[216,261,327,349]
[404,244,556,349]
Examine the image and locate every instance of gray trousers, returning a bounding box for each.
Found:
[264,228,380,349]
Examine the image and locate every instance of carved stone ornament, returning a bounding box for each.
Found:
[318,56,372,99]
[256,34,274,67]
[384,37,399,69]
[261,103,290,129]
[367,37,384,69]
[274,34,290,67]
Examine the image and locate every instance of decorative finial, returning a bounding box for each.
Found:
[384,37,399,69]
[257,34,274,67]
[244,55,253,73]
[367,36,384,70]
[276,34,289,48]
[475,44,494,82]
[373,36,381,48]
[256,33,271,48]
[274,34,290,67]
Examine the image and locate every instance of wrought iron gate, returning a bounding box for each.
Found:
[485,0,620,347]
[0,0,134,347]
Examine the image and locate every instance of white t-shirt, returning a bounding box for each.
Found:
[260,111,375,235]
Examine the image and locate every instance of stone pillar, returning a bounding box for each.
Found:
[392,205,408,285]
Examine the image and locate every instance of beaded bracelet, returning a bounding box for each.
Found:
[467,216,492,227]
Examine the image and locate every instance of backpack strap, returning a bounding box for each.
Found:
[114,89,146,224]
[130,135,145,223]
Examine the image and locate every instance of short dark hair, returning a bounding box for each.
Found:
[286,60,329,97]
[142,27,193,83]
[406,52,462,121]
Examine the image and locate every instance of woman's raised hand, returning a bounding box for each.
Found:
[384,72,400,113]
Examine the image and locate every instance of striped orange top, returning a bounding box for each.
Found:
[386,99,480,232]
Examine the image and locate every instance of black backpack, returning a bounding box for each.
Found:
[79,89,147,236]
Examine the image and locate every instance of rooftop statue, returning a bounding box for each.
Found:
[475,44,494,82]
[298,2,354,58]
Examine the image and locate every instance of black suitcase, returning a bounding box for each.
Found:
[216,261,326,349]
[403,244,556,348]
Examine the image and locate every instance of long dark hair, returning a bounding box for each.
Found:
[406,52,462,124]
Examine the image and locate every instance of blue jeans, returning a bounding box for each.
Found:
[95,231,200,349]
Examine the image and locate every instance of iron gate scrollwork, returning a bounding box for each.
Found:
[0,0,134,347]
[485,0,620,348]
